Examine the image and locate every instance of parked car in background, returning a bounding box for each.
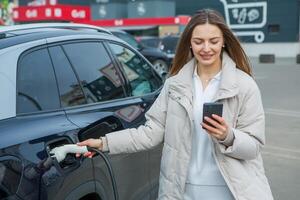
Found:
[139,35,180,64]
[138,36,160,49]
[0,23,163,200]
[110,30,171,76]
[159,35,180,61]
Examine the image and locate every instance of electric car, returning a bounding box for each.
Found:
[0,23,163,200]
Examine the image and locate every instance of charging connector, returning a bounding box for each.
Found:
[49,144,118,200]
[50,144,88,163]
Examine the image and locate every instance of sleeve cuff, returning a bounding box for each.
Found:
[219,128,235,147]
[101,136,109,152]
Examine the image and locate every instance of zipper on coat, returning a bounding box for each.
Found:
[209,136,238,200]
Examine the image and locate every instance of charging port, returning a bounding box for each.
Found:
[46,137,78,170]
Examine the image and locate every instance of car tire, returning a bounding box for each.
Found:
[152,59,168,76]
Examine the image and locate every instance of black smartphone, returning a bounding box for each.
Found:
[202,102,223,127]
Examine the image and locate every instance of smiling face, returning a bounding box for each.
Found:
[190,23,224,69]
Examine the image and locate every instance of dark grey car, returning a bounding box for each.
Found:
[0,23,162,200]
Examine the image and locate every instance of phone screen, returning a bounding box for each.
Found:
[202,102,223,127]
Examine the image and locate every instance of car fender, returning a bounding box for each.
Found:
[65,181,105,200]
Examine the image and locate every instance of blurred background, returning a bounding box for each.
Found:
[1,0,300,60]
[1,0,300,199]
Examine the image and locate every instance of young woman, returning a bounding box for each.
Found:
[77,9,274,200]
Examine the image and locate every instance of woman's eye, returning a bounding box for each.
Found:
[193,41,202,45]
[211,41,219,44]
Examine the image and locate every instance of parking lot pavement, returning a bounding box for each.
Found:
[251,58,300,200]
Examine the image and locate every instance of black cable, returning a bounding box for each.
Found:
[87,147,119,200]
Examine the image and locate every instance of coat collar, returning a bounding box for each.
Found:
[169,52,239,102]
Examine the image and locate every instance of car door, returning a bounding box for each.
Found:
[106,42,163,200]
[0,47,94,200]
[0,155,23,200]
[56,40,151,200]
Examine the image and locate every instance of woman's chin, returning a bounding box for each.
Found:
[198,60,214,67]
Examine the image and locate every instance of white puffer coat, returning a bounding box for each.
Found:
[105,53,274,200]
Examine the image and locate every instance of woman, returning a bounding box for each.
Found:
[77,9,274,200]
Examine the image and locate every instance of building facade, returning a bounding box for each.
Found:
[11,0,300,58]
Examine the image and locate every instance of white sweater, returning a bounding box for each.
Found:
[186,66,226,185]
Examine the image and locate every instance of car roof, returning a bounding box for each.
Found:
[108,29,127,33]
[0,23,112,34]
[0,23,114,49]
[161,35,180,39]
[140,36,159,40]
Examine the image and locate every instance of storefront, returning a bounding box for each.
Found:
[11,0,300,45]
[13,0,190,36]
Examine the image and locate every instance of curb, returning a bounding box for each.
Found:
[259,54,275,63]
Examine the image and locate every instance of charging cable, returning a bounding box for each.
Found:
[50,144,119,200]
[87,147,119,200]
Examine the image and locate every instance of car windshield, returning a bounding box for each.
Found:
[113,31,139,49]
[161,36,179,53]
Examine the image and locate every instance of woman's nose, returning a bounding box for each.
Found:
[202,42,210,51]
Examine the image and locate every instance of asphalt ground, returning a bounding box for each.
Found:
[251,58,300,200]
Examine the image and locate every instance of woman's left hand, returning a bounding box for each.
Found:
[201,114,229,141]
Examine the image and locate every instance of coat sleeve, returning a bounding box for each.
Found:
[104,80,169,154]
[217,81,265,160]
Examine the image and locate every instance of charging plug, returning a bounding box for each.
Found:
[49,144,88,163]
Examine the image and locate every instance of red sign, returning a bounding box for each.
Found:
[12,4,190,27]
[83,16,191,27]
[13,4,90,22]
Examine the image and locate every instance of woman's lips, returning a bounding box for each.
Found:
[200,54,213,60]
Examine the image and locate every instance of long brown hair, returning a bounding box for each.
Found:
[170,9,252,76]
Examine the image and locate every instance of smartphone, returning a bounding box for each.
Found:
[202,102,223,127]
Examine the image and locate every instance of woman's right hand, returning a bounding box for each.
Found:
[76,138,103,158]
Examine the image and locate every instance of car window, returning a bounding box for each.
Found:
[62,42,125,103]
[108,43,161,96]
[17,48,60,114]
[48,46,87,107]
[112,31,139,49]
